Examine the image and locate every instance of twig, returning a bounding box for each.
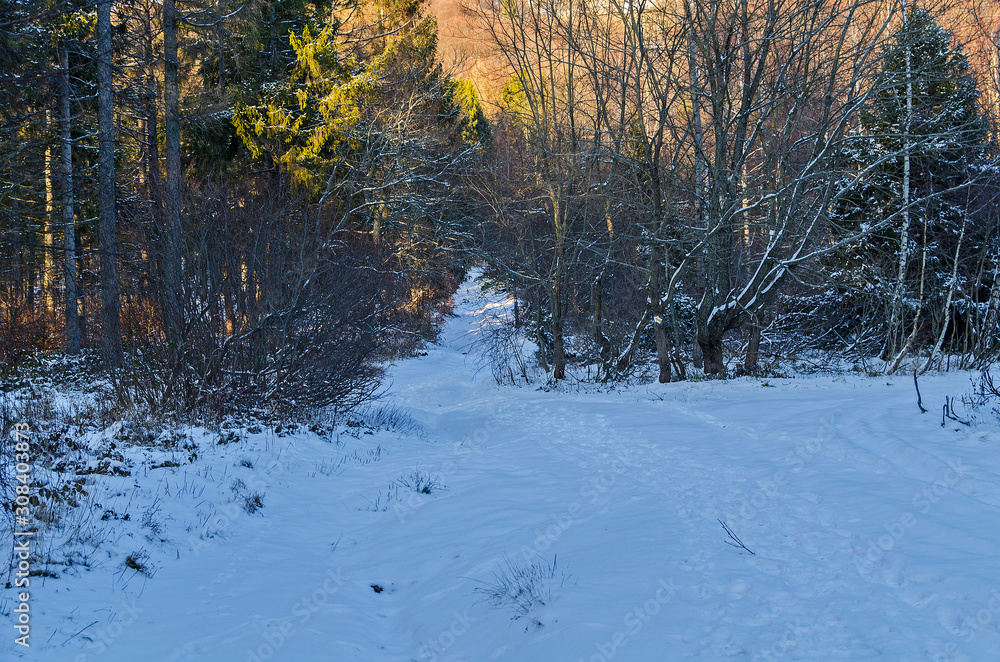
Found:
[61,621,99,646]
[913,370,927,413]
[718,519,755,555]
[941,397,970,427]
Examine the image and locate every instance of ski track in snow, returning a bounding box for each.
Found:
[10,272,1000,661]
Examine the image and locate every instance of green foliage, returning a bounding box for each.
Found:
[189,0,334,91]
[49,7,95,44]
[447,78,491,147]
[181,0,339,172]
[501,74,530,122]
[231,0,488,284]
[233,9,488,190]
[233,21,386,190]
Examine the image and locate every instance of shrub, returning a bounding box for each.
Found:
[111,180,459,424]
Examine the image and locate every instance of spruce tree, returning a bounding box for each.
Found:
[862,8,984,195]
[829,7,987,358]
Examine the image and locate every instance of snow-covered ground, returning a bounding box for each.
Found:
[8,275,1000,661]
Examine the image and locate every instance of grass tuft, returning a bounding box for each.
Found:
[474,554,567,620]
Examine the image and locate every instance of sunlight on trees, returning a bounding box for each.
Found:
[2,0,1000,399]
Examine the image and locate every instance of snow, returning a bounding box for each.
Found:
[9,273,1000,661]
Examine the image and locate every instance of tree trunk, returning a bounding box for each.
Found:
[551,318,566,379]
[44,112,56,322]
[97,0,122,367]
[654,320,671,384]
[698,305,729,376]
[692,337,704,370]
[978,248,1000,363]
[144,1,162,206]
[61,47,80,354]
[690,8,731,377]
[163,0,184,348]
[744,319,761,374]
[513,282,520,329]
[699,333,725,375]
[649,242,671,383]
[592,275,612,368]
[550,193,567,380]
[885,2,913,362]
[616,308,649,374]
[533,288,549,373]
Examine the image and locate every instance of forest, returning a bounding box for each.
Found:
[2,0,1000,411]
[7,3,1000,658]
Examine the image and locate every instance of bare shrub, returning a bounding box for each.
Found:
[114,180,425,422]
[474,309,536,386]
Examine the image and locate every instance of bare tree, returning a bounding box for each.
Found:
[479,0,988,378]
[482,0,598,380]
[663,0,902,373]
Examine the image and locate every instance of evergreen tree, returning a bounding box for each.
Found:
[829,7,988,361]
[232,2,488,241]
[862,9,983,178]
[834,9,984,231]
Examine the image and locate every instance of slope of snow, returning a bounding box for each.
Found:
[9,273,1000,661]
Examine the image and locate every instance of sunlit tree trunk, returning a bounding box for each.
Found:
[98,0,123,367]
[44,110,55,321]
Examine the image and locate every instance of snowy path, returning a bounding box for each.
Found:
[14,275,1000,661]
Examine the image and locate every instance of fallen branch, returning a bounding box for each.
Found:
[718,519,755,555]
